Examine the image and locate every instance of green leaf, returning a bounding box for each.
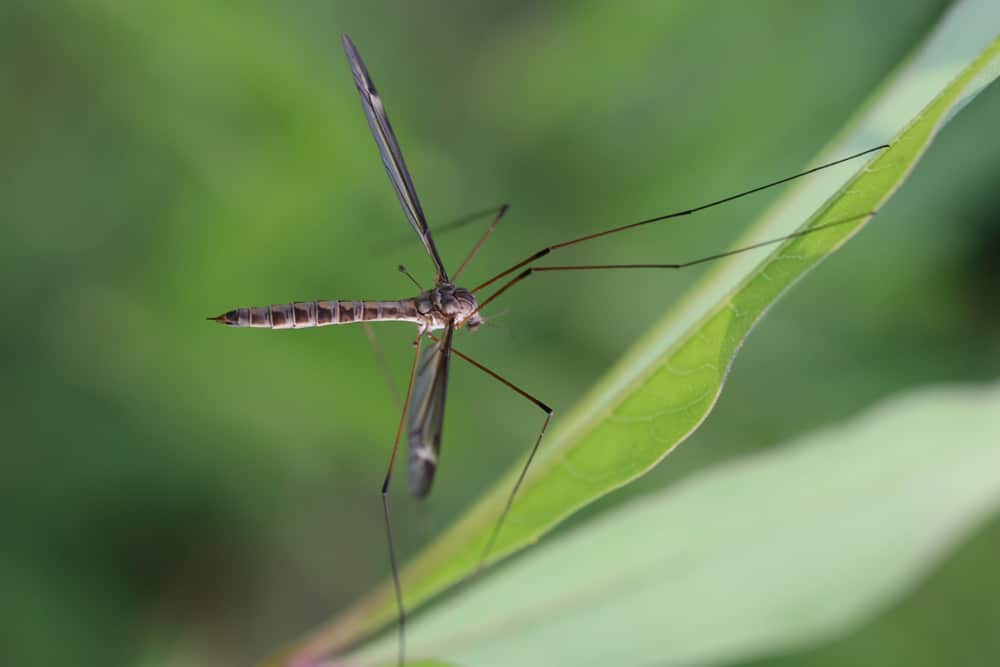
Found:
[271,7,1000,666]
[354,381,1000,666]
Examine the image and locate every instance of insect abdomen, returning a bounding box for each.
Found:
[210,300,420,329]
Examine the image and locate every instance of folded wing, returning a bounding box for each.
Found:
[342,33,449,283]
[406,324,453,497]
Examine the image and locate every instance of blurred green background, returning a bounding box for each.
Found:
[3,1,999,666]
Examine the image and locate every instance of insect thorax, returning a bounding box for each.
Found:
[416,283,481,332]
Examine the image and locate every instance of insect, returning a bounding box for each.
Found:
[210,34,885,666]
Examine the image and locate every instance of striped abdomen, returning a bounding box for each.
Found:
[211,299,422,329]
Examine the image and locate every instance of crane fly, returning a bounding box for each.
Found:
[210,33,887,666]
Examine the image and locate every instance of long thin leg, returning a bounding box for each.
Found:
[381,336,424,667]
[435,203,509,239]
[472,145,888,293]
[461,212,875,325]
[432,336,553,568]
[364,323,402,409]
[453,204,510,281]
[384,203,508,254]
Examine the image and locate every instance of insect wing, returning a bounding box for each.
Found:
[407,325,453,497]
[341,34,449,282]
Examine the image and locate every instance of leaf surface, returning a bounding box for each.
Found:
[359,381,1000,666]
[272,5,1000,665]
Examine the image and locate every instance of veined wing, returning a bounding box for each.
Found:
[407,324,453,497]
[341,33,449,283]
